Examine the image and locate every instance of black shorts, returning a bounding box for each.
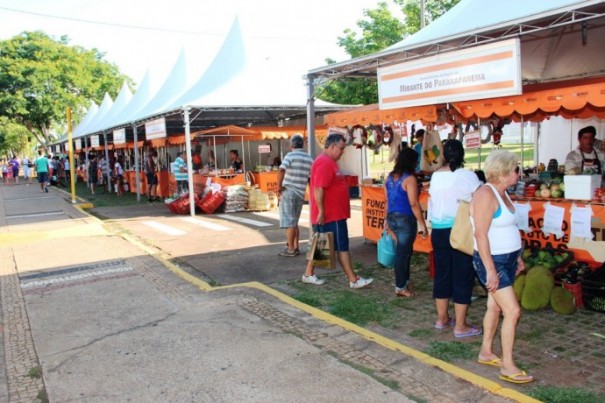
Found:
[146,173,158,185]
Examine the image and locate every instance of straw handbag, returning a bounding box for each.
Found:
[450,200,474,255]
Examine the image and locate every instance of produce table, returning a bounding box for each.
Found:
[360,185,605,262]
[250,171,279,193]
[168,173,247,196]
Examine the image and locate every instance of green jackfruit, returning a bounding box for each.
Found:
[521,265,554,310]
[550,287,576,315]
[513,274,526,302]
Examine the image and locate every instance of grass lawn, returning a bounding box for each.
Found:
[58,179,146,207]
[367,143,535,177]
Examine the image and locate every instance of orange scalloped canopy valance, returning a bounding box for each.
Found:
[325,104,438,126]
[453,76,605,121]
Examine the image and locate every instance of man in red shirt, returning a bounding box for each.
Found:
[302,133,373,289]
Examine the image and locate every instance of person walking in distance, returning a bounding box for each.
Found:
[302,133,373,289]
[146,149,159,202]
[22,155,32,185]
[277,134,313,257]
[34,150,50,193]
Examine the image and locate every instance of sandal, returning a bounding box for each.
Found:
[434,317,455,330]
[499,371,533,384]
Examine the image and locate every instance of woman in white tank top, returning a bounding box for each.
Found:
[470,150,533,384]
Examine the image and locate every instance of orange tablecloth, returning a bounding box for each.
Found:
[361,185,432,253]
[361,185,605,262]
[511,197,605,262]
[126,171,147,195]
[251,171,279,193]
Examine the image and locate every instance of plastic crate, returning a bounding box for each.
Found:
[581,263,605,313]
[556,260,601,308]
[562,282,584,308]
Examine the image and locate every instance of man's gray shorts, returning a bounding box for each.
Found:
[279,188,304,228]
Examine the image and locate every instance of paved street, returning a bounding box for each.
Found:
[0,183,536,402]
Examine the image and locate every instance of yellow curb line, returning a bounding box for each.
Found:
[71,202,540,403]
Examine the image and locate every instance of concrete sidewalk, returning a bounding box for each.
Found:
[0,184,532,402]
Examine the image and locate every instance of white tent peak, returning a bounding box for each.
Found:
[73,100,99,136]
[167,16,246,110]
[108,69,156,129]
[130,48,190,122]
[75,95,113,138]
[87,82,133,134]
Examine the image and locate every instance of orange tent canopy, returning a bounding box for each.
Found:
[325,104,438,126]
[453,76,605,121]
[193,125,260,137]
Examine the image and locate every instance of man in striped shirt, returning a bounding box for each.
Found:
[277,134,313,257]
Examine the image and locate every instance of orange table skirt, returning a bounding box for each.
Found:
[361,185,431,253]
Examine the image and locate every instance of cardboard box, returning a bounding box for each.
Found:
[564,175,601,200]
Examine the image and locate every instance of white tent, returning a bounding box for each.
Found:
[308,0,605,84]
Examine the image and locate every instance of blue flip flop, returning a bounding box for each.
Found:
[454,326,482,338]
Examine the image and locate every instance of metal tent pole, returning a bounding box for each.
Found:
[183,107,195,216]
[133,124,141,202]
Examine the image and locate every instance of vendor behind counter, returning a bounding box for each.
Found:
[564,125,605,185]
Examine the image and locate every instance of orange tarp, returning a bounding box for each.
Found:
[167,134,186,145]
[361,185,432,253]
[193,124,329,142]
[453,76,605,121]
[127,141,145,150]
[113,142,129,149]
[325,104,438,126]
[148,138,167,148]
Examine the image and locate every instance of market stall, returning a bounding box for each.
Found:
[361,184,605,263]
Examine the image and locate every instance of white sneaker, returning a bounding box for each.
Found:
[302,275,325,286]
[350,276,373,289]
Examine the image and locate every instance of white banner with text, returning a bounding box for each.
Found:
[378,38,521,109]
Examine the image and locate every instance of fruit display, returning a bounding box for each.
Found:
[521,265,555,310]
[550,287,576,315]
[522,247,572,271]
[513,274,526,302]
[523,176,565,199]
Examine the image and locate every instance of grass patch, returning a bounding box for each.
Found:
[517,326,547,342]
[37,388,49,403]
[60,181,146,207]
[409,328,432,338]
[424,341,479,362]
[28,366,42,379]
[552,327,567,335]
[293,288,325,308]
[528,385,605,403]
[329,290,393,327]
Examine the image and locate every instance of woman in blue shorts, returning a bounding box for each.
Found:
[471,150,533,385]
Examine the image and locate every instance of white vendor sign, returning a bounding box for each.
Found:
[113,128,126,144]
[378,38,521,109]
[90,135,100,148]
[145,117,167,140]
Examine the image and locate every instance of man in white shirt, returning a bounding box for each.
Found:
[564,126,604,175]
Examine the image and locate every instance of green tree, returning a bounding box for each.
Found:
[318,0,460,105]
[0,117,31,158]
[0,31,133,149]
